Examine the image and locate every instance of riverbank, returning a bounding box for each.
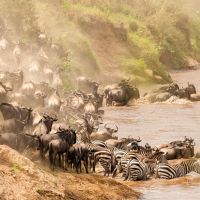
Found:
[0,145,140,200]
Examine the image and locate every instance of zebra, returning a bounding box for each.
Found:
[123,159,153,181]
[175,159,200,177]
[127,142,153,157]
[92,147,113,176]
[155,163,176,179]
[92,140,108,148]
[112,148,127,163]
[147,149,168,164]
[83,143,113,176]
[155,159,200,179]
[112,151,144,178]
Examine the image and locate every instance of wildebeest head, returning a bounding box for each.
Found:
[57,127,76,145]
[145,143,152,151]
[184,136,195,148]
[126,137,142,150]
[187,83,196,95]
[127,141,139,150]
[167,82,179,95]
[20,106,33,123]
[43,113,58,132]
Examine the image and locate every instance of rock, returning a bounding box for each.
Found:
[190,94,200,101]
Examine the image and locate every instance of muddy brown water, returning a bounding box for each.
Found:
[103,69,200,200]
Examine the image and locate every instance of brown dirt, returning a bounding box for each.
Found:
[0,145,140,200]
[77,14,131,83]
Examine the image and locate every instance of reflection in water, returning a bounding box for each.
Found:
[104,103,200,200]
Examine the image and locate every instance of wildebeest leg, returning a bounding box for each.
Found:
[52,152,57,171]
[65,153,68,171]
[58,154,62,168]
[62,154,65,169]
[83,158,89,173]
[89,153,94,170]
[75,160,79,173]
[40,146,44,159]
[79,160,82,173]
[93,159,97,173]
[43,146,49,159]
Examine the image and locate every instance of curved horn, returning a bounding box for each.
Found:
[153,146,159,151]
[43,112,48,116]
[114,124,118,132]
[137,136,141,142]
[104,123,108,129]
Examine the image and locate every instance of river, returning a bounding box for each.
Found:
[103,69,200,200]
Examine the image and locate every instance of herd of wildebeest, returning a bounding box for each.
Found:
[0,26,200,181]
[1,73,200,181]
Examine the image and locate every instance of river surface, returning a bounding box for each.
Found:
[103,69,200,200]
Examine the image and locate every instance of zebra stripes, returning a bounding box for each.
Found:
[124,159,151,181]
[112,148,126,163]
[73,136,198,180]
[155,159,200,179]
[112,151,145,178]
[93,147,113,176]
[155,163,177,179]
[132,147,152,157]
[92,140,108,148]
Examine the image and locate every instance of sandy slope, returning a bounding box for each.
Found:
[0,145,140,200]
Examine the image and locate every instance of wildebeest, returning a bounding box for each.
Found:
[0,103,33,122]
[7,70,23,90]
[0,114,32,134]
[105,79,140,106]
[21,81,35,95]
[77,76,99,94]
[186,83,196,95]
[160,137,195,160]
[13,43,22,66]
[106,87,127,106]
[84,96,98,114]
[0,132,38,152]
[90,124,118,142]
[33,114,57,136]
[46,90,61,111]
[48,128,76,170]
[33,90,46,108]
[166,82,180,95]
[105,137,141,150]
[175,88,191,99]
[68,142,89,173]
[39,127,75,159]
[39,132,59,159]
[52,69,63,89]
[0,82,12,102]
